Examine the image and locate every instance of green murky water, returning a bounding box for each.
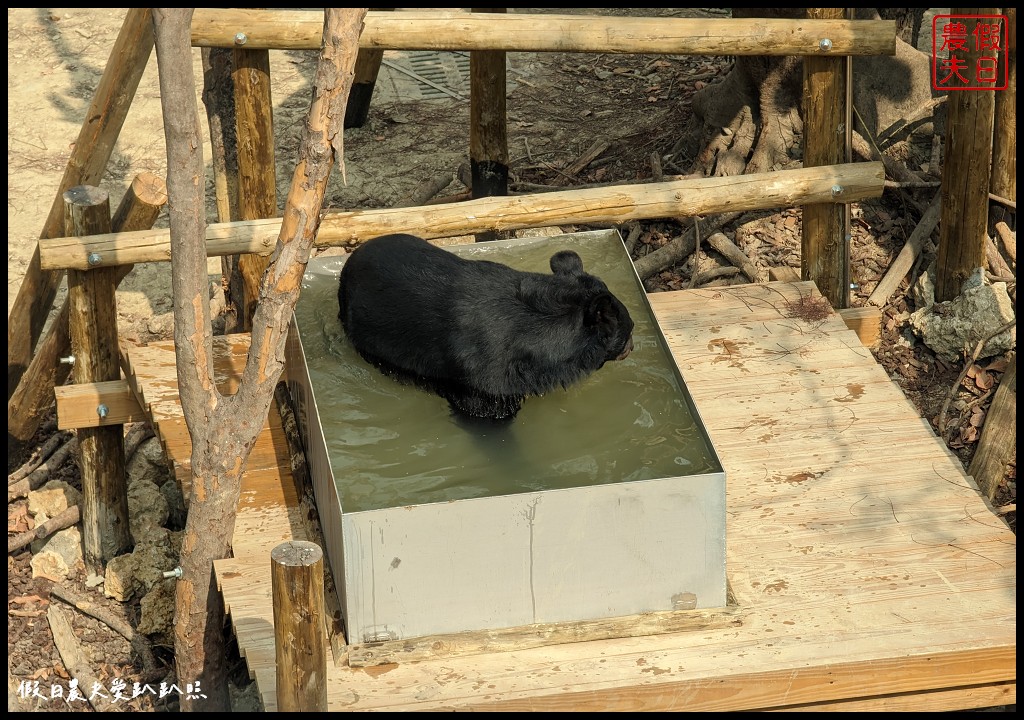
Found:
[294,232,721,513]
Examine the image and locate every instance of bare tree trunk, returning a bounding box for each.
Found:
[152,8,367,710]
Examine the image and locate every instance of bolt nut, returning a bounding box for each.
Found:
[163,567,183,579]
[87,252,102,266]
[819,38,833,52]
[96,404,109,418]
[59,355,75,365]
[830,184,844,198]
[234,32,247,46]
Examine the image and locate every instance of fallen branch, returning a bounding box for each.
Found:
[995,221,1016,264]
[8,436,78,502]
[396,172,456,208]
[986,235,1014,279]
[622,223,643,256]
[989,192,1016,210]
[555,139,611,185]
[48,603,122,712]
[705,231,760,281]
[695,266,743,286]
[8,504,79,553]
[634,211,741,280]
[9,430,71,485]
[50,582,163,683]
[937,320,1017,437]
[867,195,941,307]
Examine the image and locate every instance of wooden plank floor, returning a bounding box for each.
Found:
[125,281,1015,711]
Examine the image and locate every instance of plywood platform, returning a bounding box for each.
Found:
[125,281,1015,711]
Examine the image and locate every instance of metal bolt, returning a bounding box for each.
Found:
[819,38,833,52]
[830,184,844,198]
[850,282,860,290]
[97,404,109,418]
[87,252,102,266]
[234,32,247,46]
[59,355,75,365]
[163,567,183,579]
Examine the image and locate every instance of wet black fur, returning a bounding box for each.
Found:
[338,233,634,421]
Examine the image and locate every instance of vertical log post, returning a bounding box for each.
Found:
[8,173,167,447]
[345,8,393,129]
[65,186,131,572]
[936,8,998,302]
[8,9,154,400]
[233,45,278,329]
[990,8,1015,220]
[272,541,327,712]
[202,47,244,334]
[801,7,849,309]
[470,8,509,243]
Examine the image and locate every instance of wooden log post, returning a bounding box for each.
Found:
[272,541,327,712]
[201,47,244,334]
[8,8,154,400]
[936,9,998,302]
[8,173,167,448]
[345,8,392,129]
[233,44,278,329]
[470,8,508,243]
[64,186,131,571]
[802,7,849,310]
[989,8,1015,220]
[39,163,887,270]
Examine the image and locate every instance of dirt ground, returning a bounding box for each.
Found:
[7,8,1016,712]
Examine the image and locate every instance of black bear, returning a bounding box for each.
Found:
[337,233,634,421]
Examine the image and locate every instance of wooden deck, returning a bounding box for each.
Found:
[125,280,1016,711]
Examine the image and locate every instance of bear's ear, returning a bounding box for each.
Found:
[585,292,620,330]
[549,250,584,276]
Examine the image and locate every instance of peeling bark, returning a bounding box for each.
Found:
[152,8,367,710]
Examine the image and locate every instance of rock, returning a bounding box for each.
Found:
[104,552,139,602]
[103,527,178,602]
[27,479,82,525]
[909,279,1015,361]
[137,581,176,640]
[126,436,172,488]
[29,527,83,582]
[127,478,170,537]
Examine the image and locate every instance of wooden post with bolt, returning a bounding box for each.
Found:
[65,185,131,571]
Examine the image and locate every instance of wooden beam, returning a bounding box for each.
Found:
[233,46,277,329]
[348,605,744,668]
[968,353,1016,499]
[8,8,154,399]
[837,306,881,348]
[935,9,998,302]
[190,10,897,56]
[65,186,131,571]
[469,8,508,242]
[55,380,146,430]
[802,8,849,309]
[38,162,886,270]
[344,9,393,129]
[8,172,167,446]
[989,8,1015,208]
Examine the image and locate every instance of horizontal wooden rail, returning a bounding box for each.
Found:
[38,162,884,271]
[54,379,145,430]
[192,10,896,57]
